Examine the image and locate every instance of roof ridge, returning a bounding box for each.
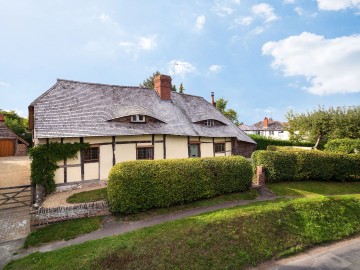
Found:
[56,79,149,90]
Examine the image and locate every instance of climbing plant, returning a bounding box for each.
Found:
[29,142,89,194]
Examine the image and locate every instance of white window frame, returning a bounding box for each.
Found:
[205,119,215,126]
[131,114,146,123]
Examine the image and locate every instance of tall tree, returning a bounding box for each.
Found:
[0,109,32,144]
[140,71,177,92]
[286,106,360,149]
[179,83,185,94]
[215,98,241,125]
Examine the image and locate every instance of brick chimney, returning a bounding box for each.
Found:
[154,75,172,100]
[211,92,216,107]
[264,117,269,128]
[0,113,4,122]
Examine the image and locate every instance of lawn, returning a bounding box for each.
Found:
[23,216,103,248]
[66,188,107,204]
[268,181,360,197]
[6,195,360,270]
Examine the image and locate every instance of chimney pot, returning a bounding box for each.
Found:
[211,92,216,107]
[154,75,172,100]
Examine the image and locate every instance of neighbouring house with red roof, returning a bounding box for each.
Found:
[29,75,256,188]
[240,117,290,140]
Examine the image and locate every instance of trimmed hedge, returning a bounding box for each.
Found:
[252,150,360,183]
[325,138,360,154]
[108,156,252,214]
[249,134,313,150]
[267,145,312,151]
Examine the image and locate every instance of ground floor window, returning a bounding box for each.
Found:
[137,147,154,160]
[189,144,200,157]
[214,143,225,153]
[84,147,99,163]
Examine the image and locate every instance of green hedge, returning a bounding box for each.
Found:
[108,156,252,214]
[325,138,360,154]
[252,150,360,183]
[250,134,313,150]
[267,145,312,151]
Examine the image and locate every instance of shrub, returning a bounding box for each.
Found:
[325,138,360,154]
[249,134,313,150]
[267,145,312,152]
[252,150,360,183]
[108,156,252,214]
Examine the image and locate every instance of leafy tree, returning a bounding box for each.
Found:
[179,83,184,94]
[140,71,177,92]
[215,98,241,125]
[286,106,360,149]
[0,109,32,144]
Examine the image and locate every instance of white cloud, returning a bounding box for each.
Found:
[294,7,303,15]
[168,60,196,77]
[317,0,360,11]
[253,26,264,35]
[0,82,10,87]
[209,64,223,73]
[98,13,110,22]
[195,15,206,30]
[252,3,279,23]
[283,0,295,4]
[212,0,236,16]
[262,32,360,95]
[234,16,253,26]
[138,35,157,50]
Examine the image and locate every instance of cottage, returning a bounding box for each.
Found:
[29,75,256,187]
[240,117,290,140]
[0,114,29,157]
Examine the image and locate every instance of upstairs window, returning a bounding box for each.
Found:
[131,114,146,123]
[84,147,99,163]
[205,119,215,126]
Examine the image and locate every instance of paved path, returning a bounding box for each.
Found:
[252,236,360,270]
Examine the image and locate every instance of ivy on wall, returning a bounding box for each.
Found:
[29,142,89,194]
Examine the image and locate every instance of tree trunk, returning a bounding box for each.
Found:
[313,135,321,149]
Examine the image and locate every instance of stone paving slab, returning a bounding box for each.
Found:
[0,208,30,243]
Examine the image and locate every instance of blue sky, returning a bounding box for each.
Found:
[0,0,359,125]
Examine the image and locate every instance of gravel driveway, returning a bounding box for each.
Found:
[0,156,30,188]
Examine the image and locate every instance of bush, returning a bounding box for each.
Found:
[108,156,252,214]
[252,150,360,183]
[249,134,313,150]
[267,145,312,151]
[325,138,360,154]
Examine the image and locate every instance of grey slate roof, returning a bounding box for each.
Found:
[31,79,255,144]
[240,119,287,131]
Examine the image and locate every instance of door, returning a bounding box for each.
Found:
[0,139,15,157]
[189,144,200,158]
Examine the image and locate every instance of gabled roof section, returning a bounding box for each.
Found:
[31,79,255,144]
[0,122,29,145]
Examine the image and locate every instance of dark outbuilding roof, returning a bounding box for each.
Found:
[0,121,29,145]
[30,79,255,144]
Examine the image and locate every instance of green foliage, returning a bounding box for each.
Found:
[325,138,360,154]
[216,98,240,125]
[139,71,161,89]
[108,156,252,214]
[250,134,313,150]
[0,109,32,144]
[23,216,103,248]
[179,82,184,93]
[286,106,360,148]
[252,150,360,183]
[29,142,89,194]
[7,195,360,270]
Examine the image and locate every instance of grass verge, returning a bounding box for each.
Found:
[268,181,360,197]
[66,188,107,204]
[7,195,360,269]
[23,216,103,248]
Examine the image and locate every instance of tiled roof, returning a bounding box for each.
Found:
[0,122,29,145]
[30,79,255,144]
[240,120,287,131]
